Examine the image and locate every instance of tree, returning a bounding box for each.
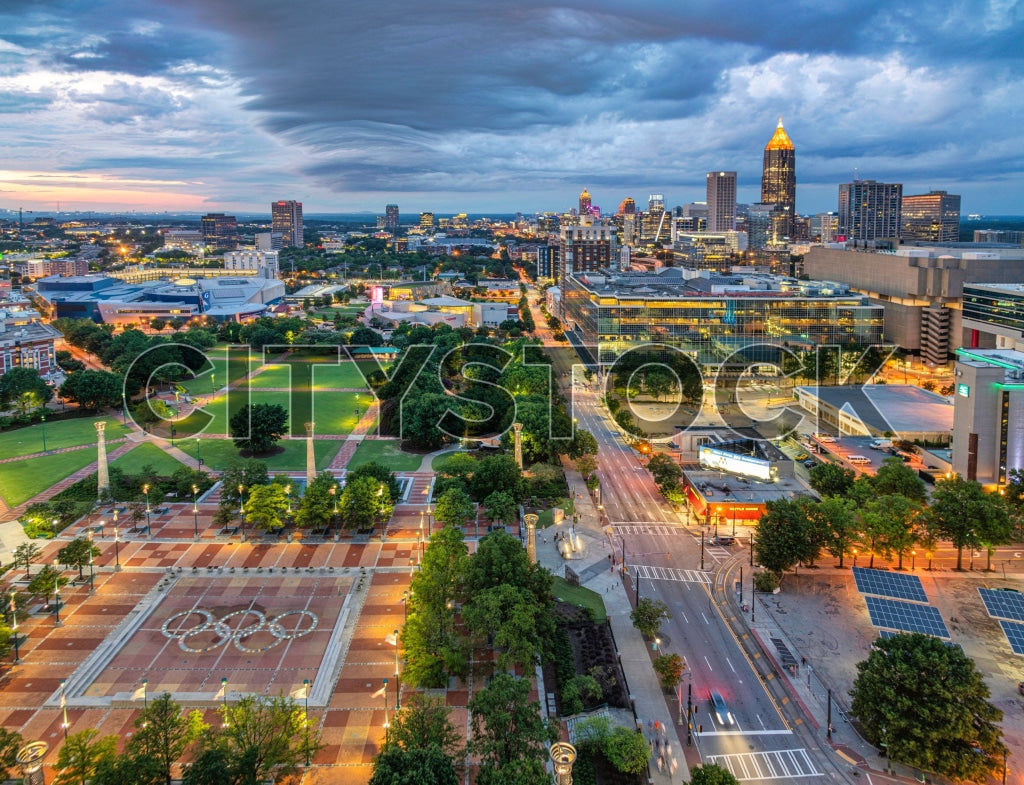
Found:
[0,728,23,782]
[57,537,101,580]
[126,693,207,785]
[369,746,459,785]
[860,495,921,569]
[871,457,927,502]
[482,490,516,526]
[468,455,523,502]
[230,403,288,455]
[647,453,682,491]
[59,370,124,411]
[13,542,41,579]
[754,498,816,576]
[384,694,461,757]
[340,475,390,531]
[808,463,855,498]
[576,453,597,481]
[402,525,468,687]
[630,597,671,639]
[463,583,549,673]
[294,471,335,530]
[850,633,1005,781]
[468,673,555,769]
[54,729,119,785]
[433,487,474,528]
[346,461,401,503]
[688,763,740,785]
[924,475,1010,570]
[400,393,457,450]
[653,653,685,690]
[805,496,859,568]
[567,428,599,460]
[602,726,649,775]
[209,695,320,785]
[27,564,68,605]
[181,746,233,785]
[244,484,291,532]
[0,367,52,410]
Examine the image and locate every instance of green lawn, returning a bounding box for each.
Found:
[537,499,576,527]
[551,576,606,622]
[347,439,424,472]
[177,348,263,396]
[0,448,99,507]
[192,438,342,472]
[111,442,187,475]
[248,361,372,390]
[0,416,132,459]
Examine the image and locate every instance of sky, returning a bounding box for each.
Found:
[1,0,1022,217]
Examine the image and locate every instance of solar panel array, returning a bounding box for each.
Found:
[864,596,950,639]
[853,567,928,603]
[978,588,1024,622]
[999,621,1024,655]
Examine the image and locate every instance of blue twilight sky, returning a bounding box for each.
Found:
[0,0,1022,216]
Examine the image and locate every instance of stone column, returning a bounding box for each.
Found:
[550,742,577,785]
[95,421,109,500]
[524,513,538,564]
[512,422,523,470]
[305,422,315,486]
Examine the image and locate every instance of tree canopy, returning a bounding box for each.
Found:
[850,632,1005,781]
[229,403,288,455]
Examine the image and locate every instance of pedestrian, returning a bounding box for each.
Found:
[801,656,806,666]
[648,719,653,732]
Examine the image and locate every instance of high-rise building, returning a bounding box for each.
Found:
[271,200,303,248]
[901,190,961,242]
[385,204,400,231]
[559,223,617,283]
[837,180,902,241]
[706,171,737,232]
[747,203,780,250]
[760,118,796,238]
[419,212,434,232]
[810,212,839,243]
[617,197,636,216]
[200,213,238,250]
[579,187,592,216]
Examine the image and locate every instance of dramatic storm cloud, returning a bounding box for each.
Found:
[0,0,1022,213]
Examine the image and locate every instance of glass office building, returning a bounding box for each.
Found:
[562,269,883,368]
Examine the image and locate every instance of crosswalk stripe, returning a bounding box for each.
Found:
[633,564,710,584]
[705,748,821,781]
[610,523,683,536]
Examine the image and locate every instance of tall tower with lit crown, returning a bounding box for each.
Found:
[579,188,591,216]
[761,118,796,239]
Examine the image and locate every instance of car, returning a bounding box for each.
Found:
[794,452,809,461]
[1018,681,1024,696]
[803,459,817,469]
[710,691,734,725]
[712,536,736,546]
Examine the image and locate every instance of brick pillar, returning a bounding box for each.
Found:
[513,422,523,470]
[95,421,109,499]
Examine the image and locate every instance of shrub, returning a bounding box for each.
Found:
[754,570,780,593]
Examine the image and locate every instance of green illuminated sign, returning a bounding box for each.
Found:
[957,383,970,398]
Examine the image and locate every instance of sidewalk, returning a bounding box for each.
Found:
[537,463,689,783]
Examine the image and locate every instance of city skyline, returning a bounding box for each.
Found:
[1,1,1022,215]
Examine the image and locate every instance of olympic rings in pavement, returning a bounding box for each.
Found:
[161,608,318,653]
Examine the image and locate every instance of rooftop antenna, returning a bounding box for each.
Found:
[853,167,859,182]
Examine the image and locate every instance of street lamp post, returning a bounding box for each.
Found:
[382,678,390,745]
[10,593,20,663]
[303,679,311,766]
[170,425,175,447]
[220,678,228,725]
[750,533,755,567]
[87,531,95,593]
[195,438,202,468]
[634,566,640,606]
[330,485,338,537]
[700,532,705,570]
[378,484,386,543]
[393,628,401,709]
[238,484,246,542]
[54,586,62,627]
[192,485,200,540]
[911,549,916,572]
[427,506,433,537]
[122,393,127,424]
[113,526,121,571]
[852,548,858,568]
[143,484,151,535]
[40,414,46,452]
[402,590,408,623]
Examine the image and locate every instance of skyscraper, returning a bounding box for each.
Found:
[760,118,796,238]
[901,190,961,242]
[837,180,902,241]
[579,187,592,216]
[706,171,737,232]
[385,204,400,231]
[419,212,434,232]
[200,213,238,250]
[271,200,303,248]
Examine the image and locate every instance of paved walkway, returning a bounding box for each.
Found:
[536,460,690,783]
[328,401,381,471]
